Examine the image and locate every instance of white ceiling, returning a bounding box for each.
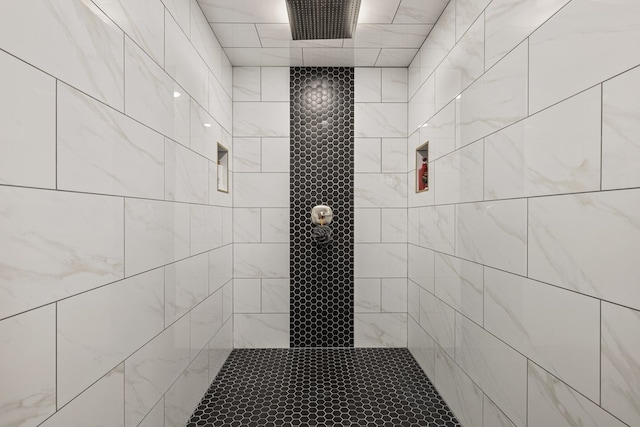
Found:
[197,0,450,67]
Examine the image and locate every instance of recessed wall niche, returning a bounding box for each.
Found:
[415,141,429,193]
[217,143,229,193]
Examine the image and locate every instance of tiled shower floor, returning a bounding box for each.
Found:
[186,348,461,427]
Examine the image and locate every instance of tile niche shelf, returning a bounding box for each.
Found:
[415,141,429,193]
[217,143,229,193]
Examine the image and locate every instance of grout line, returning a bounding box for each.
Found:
[55,302,58,411]
[55,81,58,191]
[599,300,603,405]
[600,83,604,191]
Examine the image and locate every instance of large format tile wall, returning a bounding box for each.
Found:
[232,67,409,348]
[232,66,291,348]
[407,1,640,427]
[0,1,233,426]
[354,68,410,347]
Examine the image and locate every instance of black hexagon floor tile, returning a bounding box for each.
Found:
[187,348,461,427]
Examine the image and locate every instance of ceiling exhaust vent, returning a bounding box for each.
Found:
[285,0,362,40]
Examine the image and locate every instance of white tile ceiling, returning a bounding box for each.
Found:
[197,0,450,67]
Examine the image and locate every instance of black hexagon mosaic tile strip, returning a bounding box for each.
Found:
[290,67,355,348]
[187,348,461,427]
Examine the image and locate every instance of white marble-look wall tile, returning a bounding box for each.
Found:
[408,53,421,99]
[209,245,233,293]
[436,17,485,110]
[163,0,191,35]
[381,209,407,243]
[0,187,124,319]
[484,397,516,427]
[221,50,233,96]
[355,103,408,138]
[355,68,382,102]
[434,141,484,205]
[355,244,407,278]
[222,282,233,321]
[234,243,290,278]
[233,279,261,313]
[0,0,124,109]
[434,347,483,427]
[408,245,435,292]
[165,139,208,204]
[419,205,455,254]
[601,303,640,426]
[416,0,455,84]
[261,208,289,243]
[456,199,527,275]
[528,362,627,427]
[208,320,233,382]
[208,73,233,133]
[355,313,407,347]
[408,74,436,133]
[420,101,456,161]
[233,208,261,243]
[485,87,601,200]
[190,100,220,161]
[124,198,190,276]
[381,278,407,313]
[165,254,208,325]
[355,174,407,207]
[529,0,640,114]
[138,398,164,427]
[191,205,223,254]
[355,278,381,313]
[603,65,640,190]
[382,138,408,173]
[234,173,290,208]
[58,83,165,199]
[261,138,290,172]
[125,39,189,145]
[408,208,420,245]
[0,50,55,189]
[0,305,55,427]
[455,0,491,41]
[190,290,224,357]
[190,3,223,78]
[484,268,600,401]
[233,102,289,137]
[419,289,455,357]
[261,67,289,101]
[408,280,421,322]
[164,348,209,427]
[233,67,261,101]
[382,68,408,102]
[262,279,290,313]
[455,314,527,427]
[42,365,124,427]
[457,41,528,148]
[58,268,164,406]
[222,207,233,245]
[94,0,165,65]
[529,189,640,311]
[234,314,289,348]
[355,209,381,243]
[233,138,261,172]
[355,138,382,173]
[485,0,569,69]
[434,253,483,326]
[124,314,190,427]
[408,317,436,379]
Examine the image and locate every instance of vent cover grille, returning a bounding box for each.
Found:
[285,0,361,40]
